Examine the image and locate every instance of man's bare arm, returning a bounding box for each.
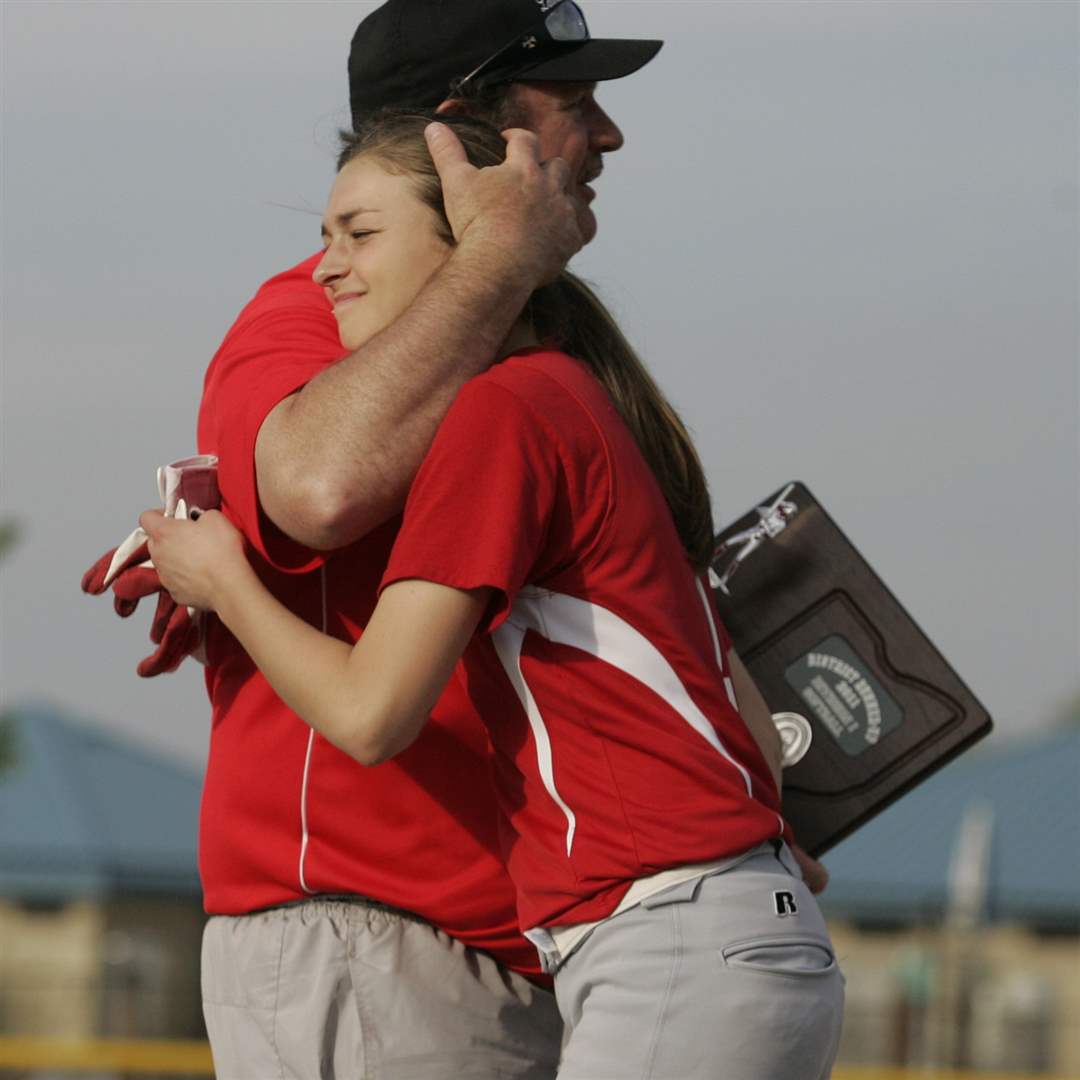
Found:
[257,126,581,550]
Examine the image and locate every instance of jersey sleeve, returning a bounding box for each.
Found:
[380,377,561,634]
[197,261,345,573]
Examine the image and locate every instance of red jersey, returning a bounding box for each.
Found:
[383,348,787,933]
[196,253,541,979]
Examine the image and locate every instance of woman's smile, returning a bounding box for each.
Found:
[328,290,366,309]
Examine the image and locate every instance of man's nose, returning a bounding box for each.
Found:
[589,100,624,153]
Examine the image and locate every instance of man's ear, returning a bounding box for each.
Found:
[436,98,470,117]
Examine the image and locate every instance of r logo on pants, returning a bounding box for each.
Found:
[773,890,798,916]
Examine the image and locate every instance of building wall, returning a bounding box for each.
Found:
[829,919,1080,1076]
[0,899,103,1037]
[0,896,204,1040]
[100,898,205,1039]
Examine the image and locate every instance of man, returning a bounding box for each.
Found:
[89,2,668,1077]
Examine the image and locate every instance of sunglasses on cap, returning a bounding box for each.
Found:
[452,0,590,94]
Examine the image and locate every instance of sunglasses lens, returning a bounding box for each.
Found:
[545,2,588,43]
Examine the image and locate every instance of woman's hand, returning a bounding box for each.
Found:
[139,509,249,612]
[790,843,829,895]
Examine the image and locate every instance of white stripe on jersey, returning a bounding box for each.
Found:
[695,577,739,711]
[491,619,578,856]
[492,588,756,857]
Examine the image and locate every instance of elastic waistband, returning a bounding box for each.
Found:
[259,894,430,924]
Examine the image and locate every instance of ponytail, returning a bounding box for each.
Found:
[529,273,715,573]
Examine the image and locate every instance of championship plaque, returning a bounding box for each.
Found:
[711,482,992,856]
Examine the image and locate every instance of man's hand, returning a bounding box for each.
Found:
[426,123,583,287]
[256,125,586,551]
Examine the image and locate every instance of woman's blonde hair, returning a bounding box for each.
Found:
[338,111,715,573]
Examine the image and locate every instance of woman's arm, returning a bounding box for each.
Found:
[727,648,782,793]
[140,509,488,765]
[727,645,829,894]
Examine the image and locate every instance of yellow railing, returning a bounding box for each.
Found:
[0,1036,213,1074]
[0,1038,1074,1079]
[833,1072,1078,1080]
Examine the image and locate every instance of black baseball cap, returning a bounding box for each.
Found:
[348,0,662,129]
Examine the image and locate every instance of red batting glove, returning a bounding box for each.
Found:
[81,545,203,676]
[137,594,202,677]
[81,528,151,597]
[81,454,220,678]
[111,564,165,617]
[80,530,166,620]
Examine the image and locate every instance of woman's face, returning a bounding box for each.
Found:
[315,156,451,351]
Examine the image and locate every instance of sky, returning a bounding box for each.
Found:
[2,0,1077,770]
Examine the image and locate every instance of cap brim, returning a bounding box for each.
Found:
[504,38,662,84]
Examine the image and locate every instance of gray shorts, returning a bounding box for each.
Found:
[551,844,845,1080]
[202,898,562,1079]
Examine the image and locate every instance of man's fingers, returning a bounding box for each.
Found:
[501,128,542,165]
[436,120,582,283]
[425,122,473,181]
[542,155,573,191]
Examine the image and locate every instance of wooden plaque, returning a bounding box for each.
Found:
[712,481,992,855]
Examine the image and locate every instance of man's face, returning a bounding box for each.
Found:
[508,81,624,244]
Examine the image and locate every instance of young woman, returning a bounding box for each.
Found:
[144,113,844,1079]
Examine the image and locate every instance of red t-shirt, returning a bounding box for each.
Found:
[195,253,541,979]
[383,348,787,933]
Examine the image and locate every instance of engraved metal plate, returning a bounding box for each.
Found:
[783,635,903,758]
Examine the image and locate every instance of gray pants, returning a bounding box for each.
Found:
[551,845,844,1080]
[202,899,562,1079]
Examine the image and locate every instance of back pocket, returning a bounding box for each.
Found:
[721,935,836,977]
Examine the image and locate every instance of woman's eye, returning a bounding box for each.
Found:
[351,230,373,241]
